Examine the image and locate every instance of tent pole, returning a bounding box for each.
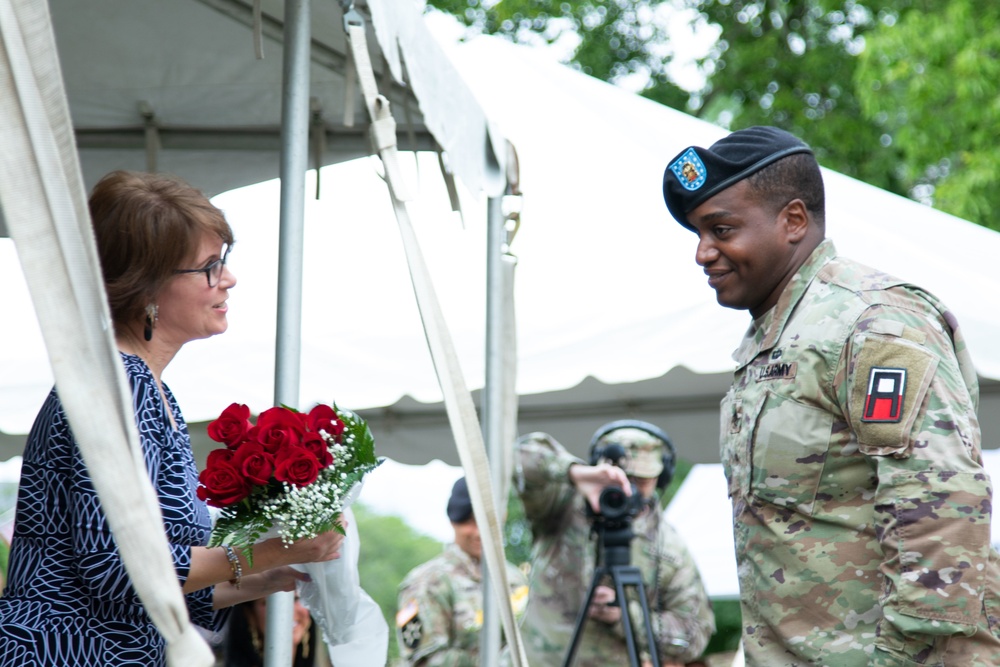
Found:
[481,194,506,667]
[266,0,311,664]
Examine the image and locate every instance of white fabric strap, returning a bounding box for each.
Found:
[346,20,528,667]
[497,251,519,506]
[343,46,357,128]
[252,0,264,59]
[0,1,212,664]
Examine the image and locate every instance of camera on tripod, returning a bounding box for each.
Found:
[586,441,647,538]
[597,483,643,522]
[588,482,645,534]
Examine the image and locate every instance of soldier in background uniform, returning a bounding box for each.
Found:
[395,477,529,666]
[512,422,715,666]
[662,125,1000,666]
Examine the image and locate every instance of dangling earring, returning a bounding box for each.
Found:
[249,620,263,655]
[301,624,311,660]
[143,303,158,342]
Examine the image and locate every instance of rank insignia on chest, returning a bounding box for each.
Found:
[862,367,906,422]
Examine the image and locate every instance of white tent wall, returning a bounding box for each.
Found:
[3,28,1000,467]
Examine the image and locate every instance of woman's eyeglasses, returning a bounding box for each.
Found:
[173,244,231,287]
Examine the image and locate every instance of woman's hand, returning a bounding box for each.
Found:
[260,516,348,567]
[253,565,310,595]
[285,527,346,564]
[212,565,309,608]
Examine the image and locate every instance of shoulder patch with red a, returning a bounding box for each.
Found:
[861,367,906,422]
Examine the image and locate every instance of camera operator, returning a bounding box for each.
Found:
[509,423,715,667]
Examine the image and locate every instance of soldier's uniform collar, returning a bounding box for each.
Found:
[733,239,837,368]
[447,541,482,580]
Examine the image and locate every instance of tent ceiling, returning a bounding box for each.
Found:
[41,0,502,199]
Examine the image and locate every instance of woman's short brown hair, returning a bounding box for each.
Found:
[88,170,234,330]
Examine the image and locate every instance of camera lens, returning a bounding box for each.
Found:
[598,485,628,519]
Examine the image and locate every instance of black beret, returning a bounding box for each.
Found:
[446,477,473,523]
[662,126,813,231]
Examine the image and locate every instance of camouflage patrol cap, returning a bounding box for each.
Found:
[662,126,813,231]
[446,477,473,523]
[594,427,666,478]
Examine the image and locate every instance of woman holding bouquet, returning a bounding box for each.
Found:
[0,171,345,666]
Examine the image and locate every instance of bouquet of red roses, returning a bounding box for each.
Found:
[198,401,379,563]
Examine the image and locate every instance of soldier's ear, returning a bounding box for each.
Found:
[780,199,809,243]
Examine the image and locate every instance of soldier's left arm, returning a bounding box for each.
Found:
[839,300,990,663]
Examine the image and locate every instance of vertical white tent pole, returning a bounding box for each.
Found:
[266,0,311,664]
[481,195,505,667]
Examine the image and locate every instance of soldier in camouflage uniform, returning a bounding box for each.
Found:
[395,477,529,666]
[511,423,715,666]
[662,125,1000,666]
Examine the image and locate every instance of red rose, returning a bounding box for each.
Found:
[274,446,321,487]
[249,407,305,453]
[207,403,253,448]
[307,404,344,442]
[301,432,334,468]
[197,462,251,508]
[205,448,237,469]
[233,442,275,486]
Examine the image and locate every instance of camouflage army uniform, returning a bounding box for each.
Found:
[723,239,1000,666]
[396,542,529,666]
[511,433,715,666]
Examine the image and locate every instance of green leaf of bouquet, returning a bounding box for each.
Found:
[337,407,378,467]
[208,511,273,569]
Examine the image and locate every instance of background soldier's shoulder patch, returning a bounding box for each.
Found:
[396,598,418,627]
[396,599,423,650]
[850,331,937,456]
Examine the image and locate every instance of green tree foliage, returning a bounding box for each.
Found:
[504,487,534,566]
[686,0,907,195]
[855,0,1000,229]
[353,503,445,662]
[0,535,9,587]
[427,0,997,228]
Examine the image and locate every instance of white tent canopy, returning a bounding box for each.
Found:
[2,29,999,466]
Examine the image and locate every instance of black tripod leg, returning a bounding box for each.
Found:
[630,577,660,667]
[615,573,642,667]
[561,566,607,667]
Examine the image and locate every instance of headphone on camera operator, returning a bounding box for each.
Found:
[588,419,677,492]
[584,419,677,530]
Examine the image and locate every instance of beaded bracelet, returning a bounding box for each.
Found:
[222,545,242,589]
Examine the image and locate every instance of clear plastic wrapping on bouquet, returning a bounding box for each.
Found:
[293,483,388,666]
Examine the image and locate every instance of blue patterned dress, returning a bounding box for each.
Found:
[0,353,228,665]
